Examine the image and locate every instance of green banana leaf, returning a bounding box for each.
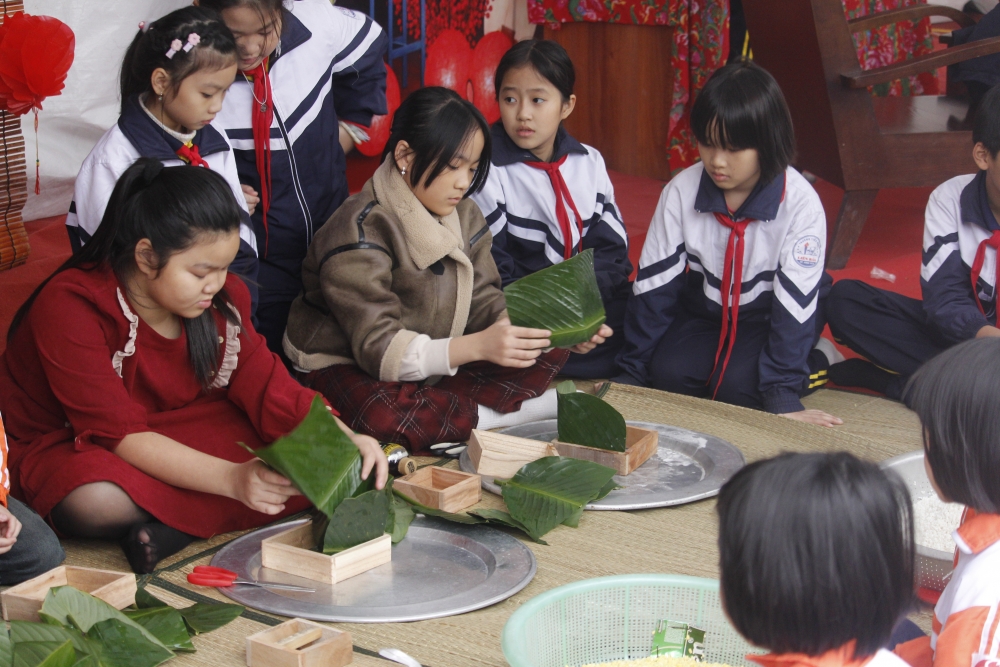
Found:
[131,590,166,610]
[393,491,486,524]
[241,396,363,517]
[594,478,621,501]
[177,604,244,636]
[122,609,194,653]
[322,486,390,554]
[0,626,11,667]
[556,381,626,452]
[84,619,173,667]
[9,624,87,656]
[497,456,617,541]
[385,488,415,544]
[467,509,548,545]
[503,248,606,348]
[12,641,75,667]
[38,588,168,654]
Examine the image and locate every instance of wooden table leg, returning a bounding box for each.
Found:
[827,189,878,270]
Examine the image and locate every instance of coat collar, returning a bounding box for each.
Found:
[959,170,1000,232]
[117,94,231,161]
[694,165,786,222]
[954,510,1000,555]
[272,9,312,64]
[490,122,588,167]
[370,156,465,270]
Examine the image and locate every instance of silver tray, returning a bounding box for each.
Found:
[460,419,745,511]
[880,451,955,591]
[210,516,536,623]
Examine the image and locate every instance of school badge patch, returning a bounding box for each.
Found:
[793,235,822,268]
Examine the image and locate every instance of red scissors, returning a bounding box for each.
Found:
[187,565,315,593]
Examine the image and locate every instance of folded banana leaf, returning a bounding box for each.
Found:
[240,396,363,517]
[497,456,617,541]
[556,381,627,452]
[503,248,606,348]
[323,485,391,554]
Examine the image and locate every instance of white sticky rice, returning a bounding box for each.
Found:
[913,494,964,553]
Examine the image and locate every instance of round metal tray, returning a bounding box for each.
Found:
[210,516,536,623]
[880,450,956,591]
[460,419,746,511]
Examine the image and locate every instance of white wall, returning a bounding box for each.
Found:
[22,0,189,221]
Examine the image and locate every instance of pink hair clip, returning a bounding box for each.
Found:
[165,39,184,59]
[138,21,147,32]
[182,33,200,53]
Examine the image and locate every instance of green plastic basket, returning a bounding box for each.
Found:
[502,574,760,667]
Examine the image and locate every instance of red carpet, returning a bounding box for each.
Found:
[0,168,931,357]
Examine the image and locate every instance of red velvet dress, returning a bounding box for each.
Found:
[0,266,317,538]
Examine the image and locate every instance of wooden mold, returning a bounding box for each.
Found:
[260,520,390,585]
[1,566,137,622]
[552,426,659,476]
[246,618,352,667]
[466,429,557,479]
[394,467,481,513]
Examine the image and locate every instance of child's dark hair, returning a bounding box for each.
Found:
[8,159,242,391]
[972,84,1000,157]
[120,6,237,113]
[198,0,287,39]
[904,337,1000,513]
[494,40,575,103]
[717,452,914,658]
[383,86,492,195]
[691,60,795,185]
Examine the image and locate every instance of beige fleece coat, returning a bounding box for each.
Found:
[283,156,507,381]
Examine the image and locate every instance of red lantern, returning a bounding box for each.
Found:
[356,62,402,158]
[0,13,75,115]
[470,31,514,125]
[425,29,472,99]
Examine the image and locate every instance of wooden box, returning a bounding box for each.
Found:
[246,618,352,667]
[394,467,481,513]
[1,566,137,622]
[261,520,390,585]
[466,429,557,479]
[552,426,659,476]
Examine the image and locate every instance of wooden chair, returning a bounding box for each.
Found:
[743,1,1000,268]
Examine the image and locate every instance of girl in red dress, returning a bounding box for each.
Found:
[0,159,387,573]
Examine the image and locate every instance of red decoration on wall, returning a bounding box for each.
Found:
[426,29,473,98]
[470,30,514,124]
[356,63,402,157]
[0,13,75,115]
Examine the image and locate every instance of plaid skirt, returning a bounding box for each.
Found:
[300,349,569,454]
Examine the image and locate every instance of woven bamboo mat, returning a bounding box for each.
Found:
[50,385,924,666]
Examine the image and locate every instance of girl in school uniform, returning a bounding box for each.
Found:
[284,87,575,454]
[66,6,260,311]
[1,160,386,574]
[894,338,1000,667]
[616,61,841,426]
[717,452,917,667]
[471,40,624,378]
[200,0,388,355]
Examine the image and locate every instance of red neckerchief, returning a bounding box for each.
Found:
[244,62,273,255]
[970,231,1000,314]
[524,155,583,259]
[175,142,208,168]
[709,212,752,398]
[748,642,874,667]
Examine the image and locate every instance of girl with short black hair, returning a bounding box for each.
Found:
[285,87,576,454]
[894,338,1000,667]
[471,39,625,378]
[616,61,840,426]
[717,452,916,666]
[1,160,386,575]
[65,6,261,312]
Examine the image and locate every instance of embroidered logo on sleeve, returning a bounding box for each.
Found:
[793,235,822,268]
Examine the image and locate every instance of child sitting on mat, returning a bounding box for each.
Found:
[470,40,623,378]
[0,159,386,575]
[894,338,1000,667]
[717,451,916,667]
[826,84,1000,401]
[284,86,605,454]
[0,412,64,585]
[615,61,840,426]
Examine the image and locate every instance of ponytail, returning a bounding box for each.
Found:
[9,159,243,391]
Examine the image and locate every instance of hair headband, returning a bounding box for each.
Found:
[166,33,201,59]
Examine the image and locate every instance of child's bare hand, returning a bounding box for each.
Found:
[477,318,551,368]
[569,324,613,354]
[779,409,843,427]
[230,460,301,515]
[0,505,21,555]
[241,184,259,215]
[352,433,388,490]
